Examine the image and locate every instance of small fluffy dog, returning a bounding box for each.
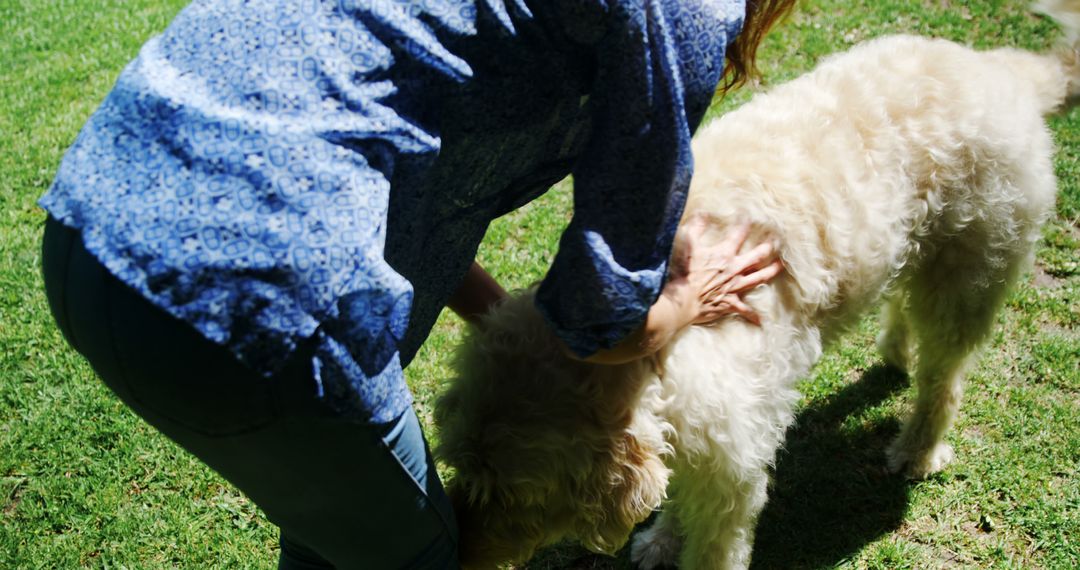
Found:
[435,3,1080,568]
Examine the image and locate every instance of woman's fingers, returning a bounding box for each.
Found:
[716,222,752,257]
[725,297,762,326]
[721,259,785,295]
[671,216,711,278]
[683,214,712,237]
[696,295,761,326]
[700,225,768,274]
[732,241,776,273]
[672,219,784,328]
[698,242,782,298]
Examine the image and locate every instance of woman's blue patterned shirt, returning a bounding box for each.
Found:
[39,0,745,422]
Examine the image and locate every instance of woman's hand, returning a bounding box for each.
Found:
[450,220,782,365]
[576,217,784,365]
[664,215,783,327]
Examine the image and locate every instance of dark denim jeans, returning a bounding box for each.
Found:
[41,217,458,569]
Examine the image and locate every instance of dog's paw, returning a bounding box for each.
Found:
[631,522,681,570]
[887,441,955,479]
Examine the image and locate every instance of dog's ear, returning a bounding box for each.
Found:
[449,478,550,569]
[445,430,575,569]
[578,429,670,553]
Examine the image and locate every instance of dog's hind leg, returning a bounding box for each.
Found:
[884,332,968,478]
[876,292,913,373]
[887,235,1029,479]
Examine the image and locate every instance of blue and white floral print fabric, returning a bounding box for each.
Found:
[40,0,745,422]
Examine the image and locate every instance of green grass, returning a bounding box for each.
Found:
[2,0,1078,568]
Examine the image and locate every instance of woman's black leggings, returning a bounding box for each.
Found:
[41,217,458,569]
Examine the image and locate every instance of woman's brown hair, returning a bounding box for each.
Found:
[721,0,799,93]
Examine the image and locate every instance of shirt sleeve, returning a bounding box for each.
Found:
[534,0,745,357]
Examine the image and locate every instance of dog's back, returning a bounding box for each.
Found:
[685,34,1068,341]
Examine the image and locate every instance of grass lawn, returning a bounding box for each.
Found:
[2,0,1077,568]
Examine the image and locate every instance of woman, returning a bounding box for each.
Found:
[40,0,793,567]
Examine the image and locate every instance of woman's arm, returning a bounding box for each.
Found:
[572,217,782,365]
[534,1,756,359]
[447,262,508,325]
[448,218,783,363]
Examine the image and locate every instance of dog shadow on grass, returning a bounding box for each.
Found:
[522,364,913,570]
[749,363,912,569]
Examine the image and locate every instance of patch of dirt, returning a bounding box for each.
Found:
[2,477,27,517]
[1032,263,1064,289]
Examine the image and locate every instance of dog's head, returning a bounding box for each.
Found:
[434,290,670,568]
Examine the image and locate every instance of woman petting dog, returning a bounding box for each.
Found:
[39,0,793,567]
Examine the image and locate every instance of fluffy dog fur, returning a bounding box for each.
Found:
[435,4,1080,568]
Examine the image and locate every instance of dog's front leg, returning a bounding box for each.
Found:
[631,508,683,569]
[644,462,769,570]
[673,462,768,570]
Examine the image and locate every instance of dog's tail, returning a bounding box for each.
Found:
[992,0,1080,114]
[1036,0,1080,43]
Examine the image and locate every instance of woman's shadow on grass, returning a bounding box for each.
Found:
[524,363,915,569]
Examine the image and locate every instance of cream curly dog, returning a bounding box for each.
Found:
[435,4,1080,568]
